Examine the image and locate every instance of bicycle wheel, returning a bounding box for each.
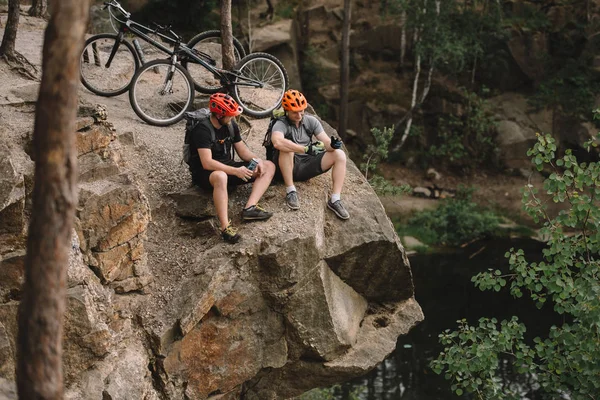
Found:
[183,30,247,94]
[80,34,139,97]
[231,52,289,118]
[129,59,194,126]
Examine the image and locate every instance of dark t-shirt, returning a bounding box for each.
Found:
[188,119,242,180]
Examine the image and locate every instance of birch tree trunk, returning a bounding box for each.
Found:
[339,0,352,138]
[400,9,407,68]
[0,0,20,58]
[16,0,89,398]
[395,0,441,152]
[28,0,49,18]
[220,0,236,70]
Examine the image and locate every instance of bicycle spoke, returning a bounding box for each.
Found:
[130,61,193,125]
[80,35,137,96]
[232,53,288,118]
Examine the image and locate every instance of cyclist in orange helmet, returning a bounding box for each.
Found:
[188,93,276,243]
[271,89,349,220]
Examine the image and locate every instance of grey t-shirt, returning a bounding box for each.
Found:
[272,114,324,147]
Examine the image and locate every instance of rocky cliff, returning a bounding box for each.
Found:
[0,22,423,397]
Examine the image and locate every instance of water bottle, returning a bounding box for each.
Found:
[248,158,259,171]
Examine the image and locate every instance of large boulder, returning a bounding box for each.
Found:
[0,108,422,399]
[147,117,422,399]
[0,145,32,236]
[489,93,551,170]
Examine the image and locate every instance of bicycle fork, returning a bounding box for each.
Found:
[159,56,178,95]
[103,32,126,69]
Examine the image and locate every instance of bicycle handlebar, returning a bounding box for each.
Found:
[103,0,130,19]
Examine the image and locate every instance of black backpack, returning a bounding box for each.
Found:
[262,109,309,161]
[183,108,235,166]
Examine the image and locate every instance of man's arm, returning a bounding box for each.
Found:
[314,131,335,151]
[272,131,306,153]
[233,141,256,162]
[198,148,253,180]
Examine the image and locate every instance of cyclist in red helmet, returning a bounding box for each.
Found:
[188,93,276,243]
[271,89,349,220]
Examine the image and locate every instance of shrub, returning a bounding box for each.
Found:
[431,130,600,399]
[404,186,502,246]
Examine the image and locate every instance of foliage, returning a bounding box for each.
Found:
[275,1,297,19]
[381,0,506,78]
[299,45,333,120]
[361,126,411,195]
[427,89,498,171]
[431,129,600,399]
[530,58,600,119]
[297,385,364,400]
[503,2,550,32]
[403,186,502,247]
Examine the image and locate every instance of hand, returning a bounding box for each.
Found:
[330,135,343,150]
[304,141,326,156]
[254,159,264,177]
[235,166,253,182]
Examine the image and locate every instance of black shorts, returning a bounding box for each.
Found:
[273,151,328,182]
[192,161,255,190]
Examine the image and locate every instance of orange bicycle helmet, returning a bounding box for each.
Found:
[282,89,307,112]
[209,93,243,117]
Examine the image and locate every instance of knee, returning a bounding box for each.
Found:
[210,171,228,188]
[334,149,346,163]
[278,151,294,166]
[263,160,276,177]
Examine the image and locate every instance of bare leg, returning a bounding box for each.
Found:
[209,171,229,230]
[245,161,276,208]
[278,151,295,187]
[321,149,347,195]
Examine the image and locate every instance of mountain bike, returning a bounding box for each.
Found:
[128,32,289,126]
[80,0,246,97]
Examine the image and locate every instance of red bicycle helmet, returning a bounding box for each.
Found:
[209,93,242,117]
[282,89,307,112]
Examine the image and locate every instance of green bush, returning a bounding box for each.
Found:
[431,131,600,399]
[402,186,502,247]
[427,89,498,171]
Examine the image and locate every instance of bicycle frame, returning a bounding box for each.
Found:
[177,44,265,90]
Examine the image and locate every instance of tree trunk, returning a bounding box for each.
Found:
[16,0,89,398]
[399,9,407,68]
[339,0,351,138]
[220,0,236,70]
[0,0,20,57]
[28,0,49,17]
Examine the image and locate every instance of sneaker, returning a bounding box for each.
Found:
[286,191,299,210]
[327,199,350,220]
[221,223,241,244]
[241,204,273,221]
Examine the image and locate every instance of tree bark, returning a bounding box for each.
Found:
[16,0,89,398]
[220,0,236,70]
[338,0,351,138]
[28,0,49,18]
[400,9,407,68]
[0,0,20,57]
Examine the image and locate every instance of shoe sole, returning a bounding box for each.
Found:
[327,203,350,220]
[241,215,273,221]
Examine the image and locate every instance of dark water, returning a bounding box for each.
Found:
[334,238,564,400]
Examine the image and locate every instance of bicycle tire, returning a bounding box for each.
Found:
[231,52,289,119]
[80,33,139,97]
[129,59,194,126]
[183,30,247,94]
